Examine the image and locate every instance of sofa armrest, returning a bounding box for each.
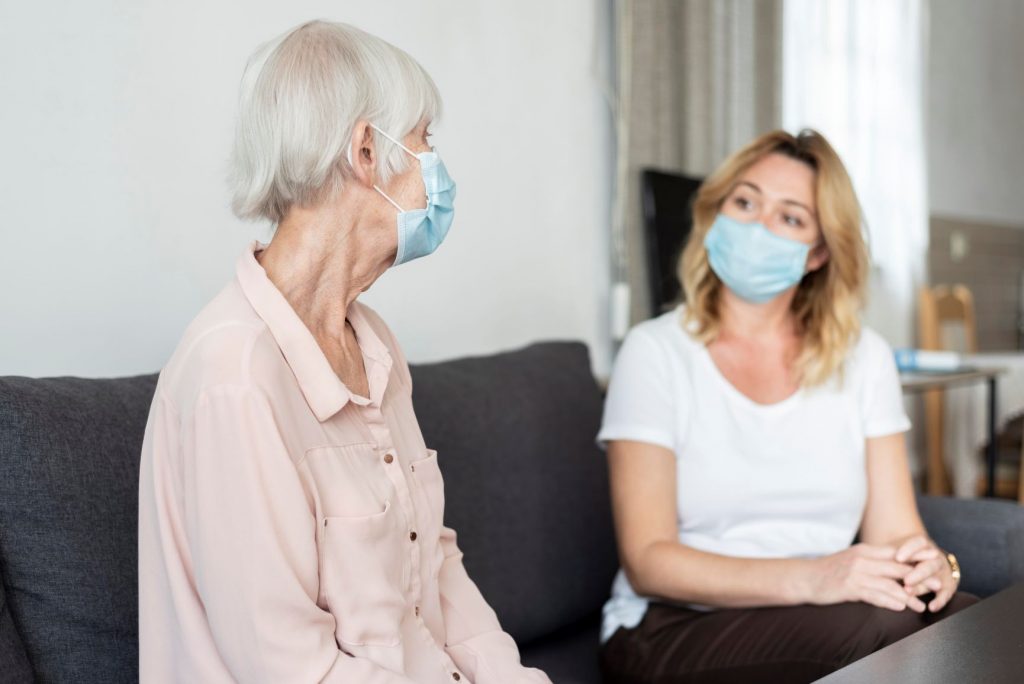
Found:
[917,495,1024,597]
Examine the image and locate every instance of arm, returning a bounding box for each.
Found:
[859,432,959,611]
[438,527,551,684]
[855,331,958,611]
[609,439,921,611]
[859,433,928,546]
[184,386,416,684]
[608,439,809,607]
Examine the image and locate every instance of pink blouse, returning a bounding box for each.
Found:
[138,241,550,683]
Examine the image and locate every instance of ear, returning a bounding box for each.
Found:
[348,121,377,188]
[806,242,830,273]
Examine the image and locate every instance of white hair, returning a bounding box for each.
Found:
[229,20,442,223]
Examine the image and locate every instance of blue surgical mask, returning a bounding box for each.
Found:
[703,213,811,303]
[369,124,456,267]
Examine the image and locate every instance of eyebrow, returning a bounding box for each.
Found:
[736,181,814,214]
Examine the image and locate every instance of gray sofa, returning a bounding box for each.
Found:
[1,341,1023,683]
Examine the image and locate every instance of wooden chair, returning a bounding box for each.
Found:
[918,285,1022,502]
[917,285,976,495]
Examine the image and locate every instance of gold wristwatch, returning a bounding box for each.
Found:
[945,552,961,584]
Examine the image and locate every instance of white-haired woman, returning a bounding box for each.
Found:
[138,21,550,684]
[598,130,976,683]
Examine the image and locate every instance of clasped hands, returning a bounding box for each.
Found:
[811,535,957,613]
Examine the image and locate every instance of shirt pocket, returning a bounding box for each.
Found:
[320,500,409,647]
[410,448,445,533]
[304,443,391,518]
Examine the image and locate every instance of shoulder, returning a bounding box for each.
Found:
[847,326,896,368]
[158,281,280,413]
[622,305,701,360]
[610,306,701,390]
[839,325,901,392]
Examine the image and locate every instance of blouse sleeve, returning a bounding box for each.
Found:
[597,326,679,451]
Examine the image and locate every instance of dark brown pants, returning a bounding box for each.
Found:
[599,593,979,684]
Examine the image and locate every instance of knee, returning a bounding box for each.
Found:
[941,591,979,615]
[842,603,924,660]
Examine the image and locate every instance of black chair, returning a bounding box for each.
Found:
[640,169,704,317]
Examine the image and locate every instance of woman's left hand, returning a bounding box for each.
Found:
[895,535,958,612]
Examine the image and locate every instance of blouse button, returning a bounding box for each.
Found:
[383,453,394,464]
[409,531,418,542]
[452,673,461,681]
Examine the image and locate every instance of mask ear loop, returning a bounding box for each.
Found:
[374,185,405,212]
[369,124,428,210]
[370,123,417,156]
[345,124,413,211]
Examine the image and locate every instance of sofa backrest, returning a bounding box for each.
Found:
[0,374,157,683]
[410,342,618,645]
[0,578,33,681]
[0,341,616,680]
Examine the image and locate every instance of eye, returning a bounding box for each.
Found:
[783,214,803,227]
[733,196,753,210]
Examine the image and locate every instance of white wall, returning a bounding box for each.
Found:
[928,0,1024,226]
[0,0,614,378]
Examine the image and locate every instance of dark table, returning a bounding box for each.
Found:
[815,583,1024,683]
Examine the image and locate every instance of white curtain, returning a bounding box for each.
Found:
[782,0,929,348]
[612,0,782,333]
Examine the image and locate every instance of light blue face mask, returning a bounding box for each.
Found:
[703,213,811,303]
[368,124,456,267]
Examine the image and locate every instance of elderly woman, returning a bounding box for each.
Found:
[598,130,977,683]
[138,21,549,684]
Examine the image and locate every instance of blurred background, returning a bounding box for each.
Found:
[3,0,1023,374]
[1,0,1022,494]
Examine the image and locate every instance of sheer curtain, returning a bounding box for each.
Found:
[782,0,929,348]
[612,0,782,332]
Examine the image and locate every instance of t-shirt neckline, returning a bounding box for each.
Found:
[693,333,804,412]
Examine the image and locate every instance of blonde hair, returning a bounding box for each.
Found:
[679,129,869,387]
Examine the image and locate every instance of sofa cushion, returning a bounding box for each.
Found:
[0,374,157,683]
[520,614,603,684]
[0,579,33,683]
[410,342,619,645]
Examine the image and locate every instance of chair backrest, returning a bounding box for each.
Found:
[918,284,978,353]
[640,169,703,317]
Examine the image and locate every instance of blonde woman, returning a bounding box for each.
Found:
[598,130,976,683]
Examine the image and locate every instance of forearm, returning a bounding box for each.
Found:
[629,540,815,608]
[319,653,418,684]
[861,526,928,548]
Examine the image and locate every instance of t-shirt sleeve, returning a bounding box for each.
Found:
[860,332,912,438]
[597,326,678,451]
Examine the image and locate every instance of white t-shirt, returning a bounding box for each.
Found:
[597,306,911,642]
